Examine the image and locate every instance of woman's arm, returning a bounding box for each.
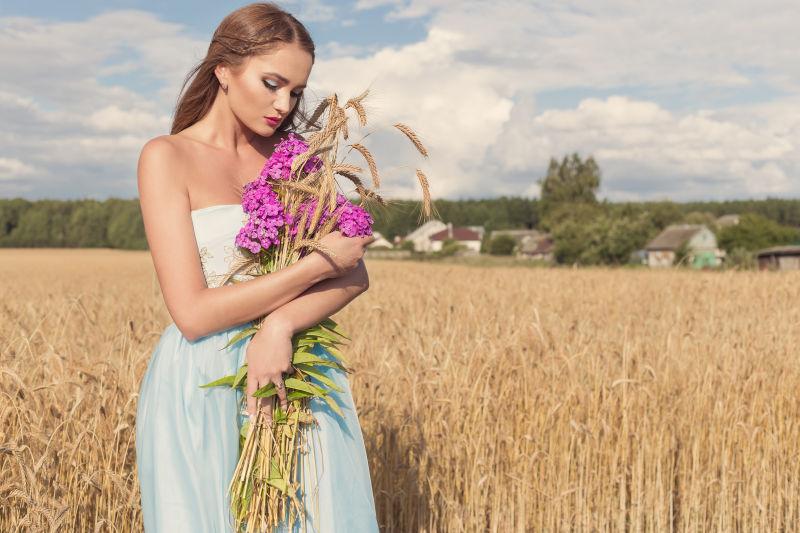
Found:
[262,258,370,336]
[137,136,364,342]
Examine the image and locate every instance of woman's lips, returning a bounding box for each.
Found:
[265,116,281,126]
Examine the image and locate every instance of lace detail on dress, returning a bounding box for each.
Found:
[191,204,254,288]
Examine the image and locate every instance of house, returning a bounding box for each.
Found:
[466,225,486,242]
[756,245,800,271]
[366,231,393,249]
[429,222,482,253]
[489,229,543,246]
[518,234,554,261]
[645,224,724,268]
[401,219,447,252]
[716,214,741,228]
[489,229,544,241]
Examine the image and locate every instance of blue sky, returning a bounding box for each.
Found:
[1,0,798,202]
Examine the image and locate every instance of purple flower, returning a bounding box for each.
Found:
[235,132,373,257]
[235,180,291,255]
[333,200,374,237]
[259,133,322,182]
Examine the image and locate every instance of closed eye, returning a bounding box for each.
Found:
[263,79,303,98]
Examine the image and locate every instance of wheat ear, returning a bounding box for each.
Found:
[393,123,429,158]
[416,169,432,218]
[349,143,380,188]
[345,89,369,127]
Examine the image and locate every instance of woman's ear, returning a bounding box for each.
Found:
[214,64,229,90]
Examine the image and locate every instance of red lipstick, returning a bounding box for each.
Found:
[265,116,281,126]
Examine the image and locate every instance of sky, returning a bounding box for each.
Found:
[0,0,798,202]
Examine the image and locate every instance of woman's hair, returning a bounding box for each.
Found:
[171,2,316,135]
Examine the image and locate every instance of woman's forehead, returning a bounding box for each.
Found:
[246,45,313,80]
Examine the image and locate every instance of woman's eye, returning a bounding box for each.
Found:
[263,80,303,98]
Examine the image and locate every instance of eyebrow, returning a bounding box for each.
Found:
[263,72,306,89]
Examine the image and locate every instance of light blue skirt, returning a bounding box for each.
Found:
[135,322,379,532]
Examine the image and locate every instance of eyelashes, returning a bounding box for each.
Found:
[263,79,303,98]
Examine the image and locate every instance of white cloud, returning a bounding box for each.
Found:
[280,0,337,22]
[0,158,36,180]
[492,95,799,200]
[305,0,800,200]
[354,0,403,11]
[1,1,799,201]
[0,11,205,197]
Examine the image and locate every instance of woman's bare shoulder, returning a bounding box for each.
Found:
[139,134,194,165]
[137,134,196,206]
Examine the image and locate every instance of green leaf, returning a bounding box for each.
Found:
[294,364,344,393]
[273,405,288,424]
[303,328,345,344]
[221,326,259,350]
[319,391,344,417]
[266,477,288,493]
[269,459,281,479]
[287,390,315,401]
[294,338,317,348]
[233,364,248,389]
[322,343,349,365]
[293,352,337,366]
[253,383,277,398]
[284,377,325,396]
[199,374,236,389]
[320,317,351,340]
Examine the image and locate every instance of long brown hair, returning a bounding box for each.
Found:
[171,2,316,135]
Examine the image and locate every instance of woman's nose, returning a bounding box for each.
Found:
[274,91,291,114]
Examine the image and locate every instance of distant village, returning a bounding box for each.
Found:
[365,214,800,271]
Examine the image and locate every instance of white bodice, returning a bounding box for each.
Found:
[190,203,254,288]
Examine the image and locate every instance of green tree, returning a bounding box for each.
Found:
[488,235,517,255]
[67,200,110,247]
[437,238,463,257]
[717,213,800,253]
[0,198,33,242]
[538,153,601,217]
[107,200,147,249]
[551,212,655,265]
[646,201,683,230]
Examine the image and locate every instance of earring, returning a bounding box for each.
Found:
[221,83,228,93]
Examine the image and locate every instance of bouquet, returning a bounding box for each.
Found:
[199,89,433,532]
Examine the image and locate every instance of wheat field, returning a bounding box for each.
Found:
[1,248,799,532]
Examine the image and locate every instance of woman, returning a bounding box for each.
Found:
[134,3,379,531]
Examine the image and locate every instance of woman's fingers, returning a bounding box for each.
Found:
[246,372,257,418]
[259,395,273,425]
[274,376,289,413]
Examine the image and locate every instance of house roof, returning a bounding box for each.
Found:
[519,235,554,254]
[430,226,481,241]
[490,229,543,242]
[403,219,446,241]
[755,245,800,257]
[645,224,705,251]
[716,214,740,227]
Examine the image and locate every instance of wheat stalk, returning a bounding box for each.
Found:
[393,123,429,158]
[416,169,433,219]
[349,144,380,188]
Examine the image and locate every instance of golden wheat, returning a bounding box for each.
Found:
[392,123,429,158]
[2,249,799,531]
[349,143,380,188]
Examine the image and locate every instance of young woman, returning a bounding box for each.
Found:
[134,3,379,531]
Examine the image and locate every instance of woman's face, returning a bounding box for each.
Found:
[218,42,313,137]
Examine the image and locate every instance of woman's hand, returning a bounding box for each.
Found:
[245,317,295,422]
[312,230,375,277]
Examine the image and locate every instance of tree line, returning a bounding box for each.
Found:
[2,154,799,264]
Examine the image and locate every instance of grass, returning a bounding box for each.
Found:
[1,248,798,531]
